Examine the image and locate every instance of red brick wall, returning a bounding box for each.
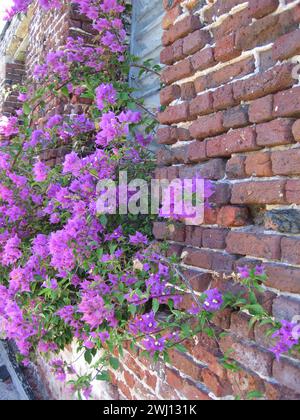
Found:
[2,0,300,401]
[151,0,300,400]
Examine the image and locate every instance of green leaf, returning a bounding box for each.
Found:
[175,344,186,353]
[23,103,31,116]
[84,350,93,365]
[109,357,119,370]
[152,298,160,314]
[96,371,110,381]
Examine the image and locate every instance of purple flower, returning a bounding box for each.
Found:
[33,161,49,182]
[202,289,223,312]
[254,265,265,276]
[237,266,250,279]
[142,336,166,355]
[129,231,148,246]
[96,83,116,110]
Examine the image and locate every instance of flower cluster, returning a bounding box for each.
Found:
[1,0,298,401]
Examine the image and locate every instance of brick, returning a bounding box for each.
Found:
[160,84,181,106]
[191,47,215,72]
[161,58,192,84]
[272,148,300,176]
[189,112,224,140]
[180,82,196,100]
[209,183,231,205]
[211,57,255,89]
[160,45,174,65]
[215,33,241,62]
[183,29,211,56]
[182,268,212,292]
[286,180,300,204]
[173,38,185,62]
[273,86,300,118]
[256,118,295,147]
[273,358,300,393]
[194,74,208,93]
[220,335,274,377]
[168,350,203,382]
[233,63,294,102]
[265,263,300,294]
[206,126,258,158]
[249,0,279,19]
[162,5,182,30]
[179,159,226,180]
[189,92,213,118]
[202,368,232,397]
[217,206,250,228]
[245,152,272,177]
[235,8,298,52]
[153,221,185,242]
[171,14,202,44]
[292,120,300,141]
[157,126,188,145]
[185,226,203,247]
[158,102,189,124]
[187,141,207,163]
[213,84,235,111]
[281,237,300,265]
[230,312,255,340]
[226,155,246,179]
[226,231,282,260]
[231,180,286,205]
[229,369,266,399]
[182,248,236,273]
[273,28,300,61]
[202,228,228,250]
[249,95,273,123]
[223,106,249,130]
[265,381,300,401]
[213,8,252,40]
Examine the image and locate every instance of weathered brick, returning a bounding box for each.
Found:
[191,47,215,72]
[187,140,207,163]
[245,152,272,177]
[189,112,224,140]
[249,95,274,123]
[249,0,279,19]
[273,28,300,61]
[160,84,181,106]
[281,237,300,265]
[256,118,295,147]
[230,312,255,340]
[183,29,211,56]
[217,206,250,228]
[206,126,258,158]
[273,358,300,393]
[213,84,235,111]
[158,102,189,124]
[223,106,249,130]
[153,221,185,242]
[231,180,286,205]
[233,63,294,102]
[265,263,300,294]
[226,155,246,179]
[292,119,300,142]
[272,148,300,176]
[215,33,241,62]
[273,86,300,118]
[220,335,274,377]
[202,228,228,250]
[286,180,300,204]
[161,58,192,84]
[226,231,282,260]
[189,92,213,118]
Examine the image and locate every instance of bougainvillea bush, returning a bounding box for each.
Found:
[0,0,299,399]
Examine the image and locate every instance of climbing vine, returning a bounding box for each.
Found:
[0,0,299,400]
